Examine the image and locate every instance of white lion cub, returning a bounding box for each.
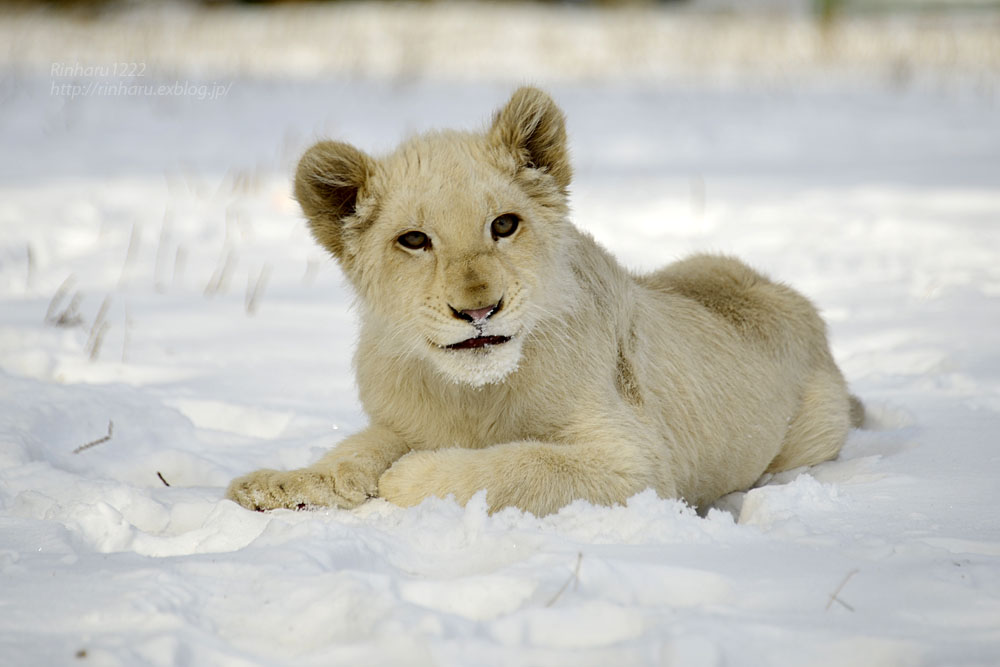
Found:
[227,87,862,516]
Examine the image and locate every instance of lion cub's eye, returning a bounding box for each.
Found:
[397,231,431,251]
[491,214,520,239]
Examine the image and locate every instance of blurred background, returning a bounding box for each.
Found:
[2,0,997,184]
[1,0,997,383]
[4,0,998,87]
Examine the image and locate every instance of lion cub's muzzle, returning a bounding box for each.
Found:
[443,299,512,350]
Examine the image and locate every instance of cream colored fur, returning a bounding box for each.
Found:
[227,87,862,516]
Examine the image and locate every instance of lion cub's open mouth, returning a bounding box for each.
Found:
[445,335,511,350]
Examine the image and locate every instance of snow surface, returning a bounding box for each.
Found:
[2,4,1000,666]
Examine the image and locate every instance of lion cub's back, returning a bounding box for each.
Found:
[639,253,830,365]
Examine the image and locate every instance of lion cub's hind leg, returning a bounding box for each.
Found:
[766,368,851,474]
[645,253,857,476]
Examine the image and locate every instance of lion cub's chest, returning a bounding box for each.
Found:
[378,373,557,452]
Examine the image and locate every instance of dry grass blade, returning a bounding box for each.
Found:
[88,322,110,362]
[86,296,111,348]
[546,552,583,607]
[45,275,79,326]
[118,223,142,288]
[86,295,112,362]
[26,243,36,291]
[205,246,237,296]
[245,264,272,316]
[173,245,188,289]
[73,421,114,454]
[826,568,860,612]
[53,293,85,329]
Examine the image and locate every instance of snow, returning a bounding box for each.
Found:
[2,3,1000,665]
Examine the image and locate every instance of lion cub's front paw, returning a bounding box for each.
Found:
[226,468,359,511]
[378,451,470,508]
[377,458,424,508]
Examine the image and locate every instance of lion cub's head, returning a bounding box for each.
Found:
[294,87,576,386]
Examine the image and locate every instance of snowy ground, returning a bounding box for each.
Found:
[2,4,1000,666]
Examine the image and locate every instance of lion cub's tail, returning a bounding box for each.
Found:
[848,394,865,428]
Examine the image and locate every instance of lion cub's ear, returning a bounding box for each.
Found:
[489,86,572,193]
[294,141,376,260]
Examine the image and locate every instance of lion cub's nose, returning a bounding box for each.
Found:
[451,302,500,323]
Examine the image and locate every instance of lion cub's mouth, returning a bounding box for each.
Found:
[444,335,511,350]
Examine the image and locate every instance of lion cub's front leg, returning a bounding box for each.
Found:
[378,440,662,516]
[226,426,409,511]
